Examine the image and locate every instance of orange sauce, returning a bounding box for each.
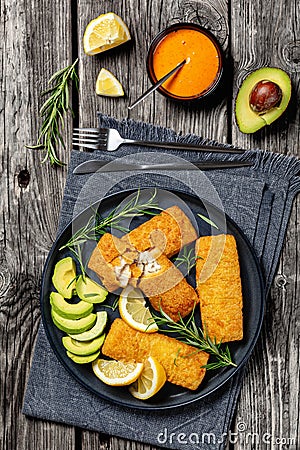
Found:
[152,28,221,98]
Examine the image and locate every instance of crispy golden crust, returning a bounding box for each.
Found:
[96,233,126,263]
[138,255,198,321]
[102,319,209,390]
[166,206,198,253]
[196,234,243,343]
[122,206,197,257]
[88,247,121,292]
[97,233,138,263]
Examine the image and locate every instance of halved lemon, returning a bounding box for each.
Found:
[119,286,158,333]
[129,356,167,400]
[92,358,143,386]
[96,68,124,97]
[83,12,131,56]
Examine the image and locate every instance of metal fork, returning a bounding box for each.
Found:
[72,127,244,153]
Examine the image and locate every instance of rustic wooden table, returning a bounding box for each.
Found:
[1,0,299,449]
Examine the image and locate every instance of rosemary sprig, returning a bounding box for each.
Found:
[174,246,203,274]
[151,306,236,369]
[60,189,162,273]
[26,59,79,166]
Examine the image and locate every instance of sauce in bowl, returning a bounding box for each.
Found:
[147,24,223,101]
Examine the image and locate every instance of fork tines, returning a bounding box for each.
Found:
[72,127,108,150]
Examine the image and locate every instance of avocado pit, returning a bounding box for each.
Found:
[249,80,282,114]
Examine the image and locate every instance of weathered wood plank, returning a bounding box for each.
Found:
[0,0,75,449]
[231,0,300,447]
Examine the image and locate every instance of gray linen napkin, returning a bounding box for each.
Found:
[23,115,300,450]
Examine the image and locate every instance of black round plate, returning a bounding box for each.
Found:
[40,188,265,410]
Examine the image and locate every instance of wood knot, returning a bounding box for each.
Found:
[170,0,228,48]
[274,273,288,290]
[18,169,30,188]
[282,41,300,71]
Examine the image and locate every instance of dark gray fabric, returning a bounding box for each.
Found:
[23,115,300,450]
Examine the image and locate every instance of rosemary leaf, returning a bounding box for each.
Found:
[197,213,219,230]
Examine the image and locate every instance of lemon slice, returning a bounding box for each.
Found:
[129,356,167,400]
[92,358,143,386]
[83,12,131,56]
[119,287,158,333]
[96,68,124,97]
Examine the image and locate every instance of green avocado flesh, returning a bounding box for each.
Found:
[76,275,108,304]
[66,350,100,364]
[62,334,105,355]
[50,292,93,319]
[68,311,107,341]
[51,309,96,334]
[235,67,291,133]
[52,257,76,299]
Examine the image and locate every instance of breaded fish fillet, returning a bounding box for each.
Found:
[138,254,198,321]
[122,206,197,257]
[196,234,243,343]
[88,233,138,292]
[102,319,209,390]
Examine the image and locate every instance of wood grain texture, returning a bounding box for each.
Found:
[231,0,300,448]
[1,0,299,449]
[0,0,75,449]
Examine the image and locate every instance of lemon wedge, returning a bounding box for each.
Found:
[83,12,131,56]
[129,356,167,400]
[119,287,158,333]
[96,68,124,97]
[92,358,143,386]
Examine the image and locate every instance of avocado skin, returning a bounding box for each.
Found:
[76,275,108,304]
[50,292,93,320]
[62,334,105,356]
[68,311,107,341]
[51,309,96,334]
[66,350,100,364]
[235,67,291,133]
[52,257,76,299]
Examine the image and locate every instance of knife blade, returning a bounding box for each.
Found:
[73,160,253,174]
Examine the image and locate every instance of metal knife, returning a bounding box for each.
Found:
[73,160,253,174]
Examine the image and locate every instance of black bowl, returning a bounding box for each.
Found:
[146,23,224,102]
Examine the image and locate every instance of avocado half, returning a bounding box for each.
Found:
[235,67,291,133]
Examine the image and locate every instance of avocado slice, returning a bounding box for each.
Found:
[51,308,96,334]
[76,275,108,304]
[52,257,76,299]
[50,292,93,320]
[68,311,107,341]
[66,350,100,364]
[62,334,105,356]
[235,67,291,133]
